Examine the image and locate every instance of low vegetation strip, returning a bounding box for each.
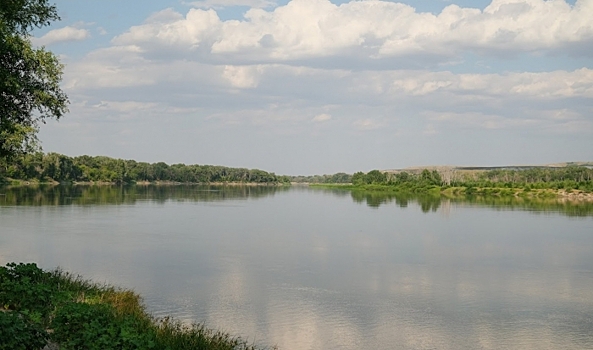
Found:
[0,263,272,350]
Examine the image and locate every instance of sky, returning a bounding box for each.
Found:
[32,0,593,175]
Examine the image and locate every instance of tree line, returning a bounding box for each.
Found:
[288,172,352,184]
[348,167,593,193]
[0,152,289,184]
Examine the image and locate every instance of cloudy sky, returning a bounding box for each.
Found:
[34,0,593,175]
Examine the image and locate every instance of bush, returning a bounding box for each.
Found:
[0,311,48,350]
[51,302,156,350]
[0,263,54,318]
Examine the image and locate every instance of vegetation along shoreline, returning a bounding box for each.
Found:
[309,165,593,202]
[0,262,273,350]
[0,152,290,185]
[2,152,592,202]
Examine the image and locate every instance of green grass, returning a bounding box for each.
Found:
[0,262,273,350]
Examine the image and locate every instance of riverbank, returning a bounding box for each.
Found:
[311,183,593,202]
[0,263,272,350]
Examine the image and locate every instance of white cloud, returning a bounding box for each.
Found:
[424,109,593,134]
[353,119,383,130]
[113,9,222,50]
[427,111,538,130]
[386,68,593,99]
[65,35,593,101]
[33,26,90,46]
[63,46,156,89]
[185,0,276,9]
[222,65,264,88]
[312,113,332,122]
[204,104,317,132]
[111,0,593,63]
[92,100,160,113]
[423,124,439,135]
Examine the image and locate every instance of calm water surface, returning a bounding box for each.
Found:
[1,185,593,350]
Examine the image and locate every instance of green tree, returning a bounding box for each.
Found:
[366,170,387,184]
[1,0,68,165]
[352,171,366,185]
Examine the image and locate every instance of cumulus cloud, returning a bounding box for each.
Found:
[56,0,593,148]
[33,26,90,46]
[112,0,593,64]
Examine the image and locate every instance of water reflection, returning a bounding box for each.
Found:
[0,184,286,206]
[2,184,591,217]
[318,187,593,217]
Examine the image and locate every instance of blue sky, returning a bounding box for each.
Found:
[34,0,593,175]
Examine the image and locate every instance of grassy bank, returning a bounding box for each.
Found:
[0,263,271,350]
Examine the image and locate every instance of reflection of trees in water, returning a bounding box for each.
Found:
[455,195,593,217]
[0,185,287,206]
[2,185,592,217]
[350,191,441,212]
[320,188,593,217]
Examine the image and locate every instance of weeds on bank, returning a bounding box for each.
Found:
[0,262,272,350]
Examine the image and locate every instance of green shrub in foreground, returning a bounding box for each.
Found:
[0,311,48,350]
[0,262,54,318]
[51,302,157,350]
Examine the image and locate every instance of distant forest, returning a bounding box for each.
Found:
[289,166,593,191]
[288,173,352,183]
[348,167,593,193]
[0,152,289,184]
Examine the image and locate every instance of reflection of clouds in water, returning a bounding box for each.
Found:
[311,236,329,257]
[265,286,363,350]
[204,254,593,350]
[205,258,262,341]
[372,316,454,350]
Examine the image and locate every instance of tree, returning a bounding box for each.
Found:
[366,169,387,184]
[1,0,68,163]
[352,171,366,185]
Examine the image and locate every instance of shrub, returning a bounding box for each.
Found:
[51,302,156,350]
[0,263,53,318]
[0,311,48,350]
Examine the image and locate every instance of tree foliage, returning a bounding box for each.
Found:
[344,167,593,193]
[0,0,68,162]
[3,152,288,184]
[289,172,352,184]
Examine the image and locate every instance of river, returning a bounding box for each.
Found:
[1,185,592,349]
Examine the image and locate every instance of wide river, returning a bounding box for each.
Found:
[1,185,593,350]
